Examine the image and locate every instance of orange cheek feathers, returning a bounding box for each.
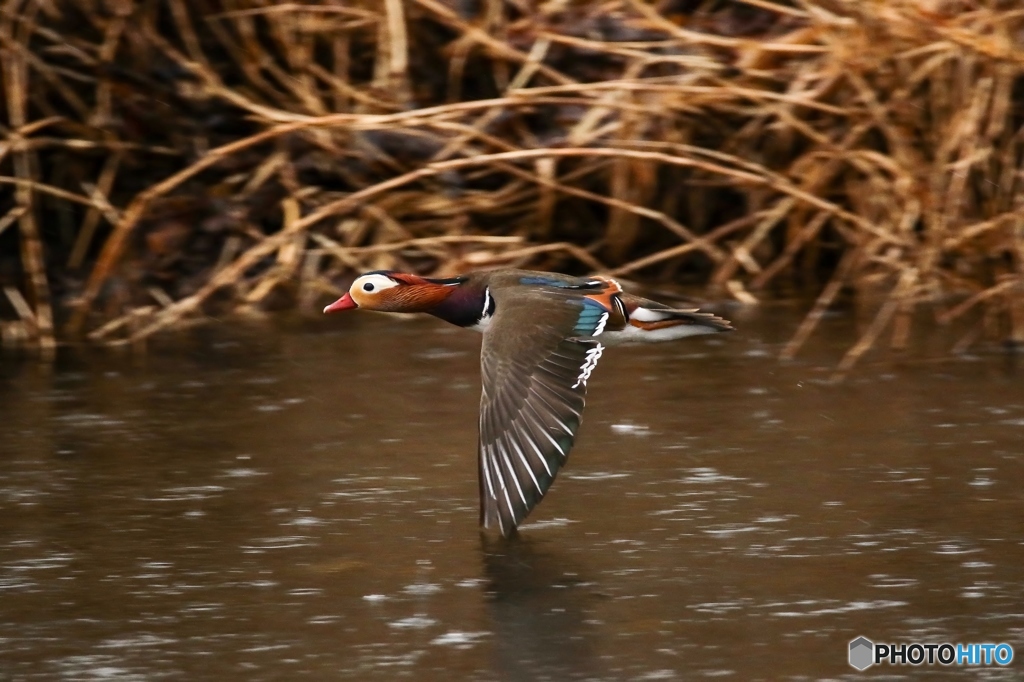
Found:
[355,284,455,312]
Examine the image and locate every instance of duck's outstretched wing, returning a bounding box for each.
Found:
[477,289,610,537]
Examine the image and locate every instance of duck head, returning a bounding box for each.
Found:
[323,271,467,314]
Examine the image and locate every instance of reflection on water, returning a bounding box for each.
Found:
[1,306,1023,680]
[482,538,600,682]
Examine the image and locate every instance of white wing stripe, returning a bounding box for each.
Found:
[572,343,604,389]
[532,421,567,458]
[527,387,575,435]
[507,433,543,493]
[489,444,505,491]
[529,377,582,417]
[513,421,553,478]
[521,399,571,453]
[494,503,505,535]
[488,445,517,523]
[497,441,528,506]
[500,483,516,525]
[480,443,496,500]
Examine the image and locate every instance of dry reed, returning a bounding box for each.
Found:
[0,0,1022,374]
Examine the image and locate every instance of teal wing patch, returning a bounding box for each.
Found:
[519,276,604,290]
[570,298,610,337]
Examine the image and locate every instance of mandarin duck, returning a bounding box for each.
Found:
[324,269,733,537]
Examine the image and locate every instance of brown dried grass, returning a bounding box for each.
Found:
[1,0,1022,374]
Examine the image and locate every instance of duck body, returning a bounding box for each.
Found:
[324,269,732,537]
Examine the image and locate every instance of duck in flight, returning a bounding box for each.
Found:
[324,269,733,537]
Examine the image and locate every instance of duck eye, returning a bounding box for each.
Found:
[363,283,375,292]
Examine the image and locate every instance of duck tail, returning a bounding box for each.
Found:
[641,307,734,333]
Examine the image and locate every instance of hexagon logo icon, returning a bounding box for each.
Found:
[849,636,874,670]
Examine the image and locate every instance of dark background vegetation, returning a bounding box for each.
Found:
[1,0,1022,370]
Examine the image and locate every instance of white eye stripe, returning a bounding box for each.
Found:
[351,274,399,295]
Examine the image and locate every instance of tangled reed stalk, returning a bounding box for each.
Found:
[1,0,1022,373]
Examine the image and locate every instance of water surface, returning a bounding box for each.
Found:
[1,306,1023,680]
